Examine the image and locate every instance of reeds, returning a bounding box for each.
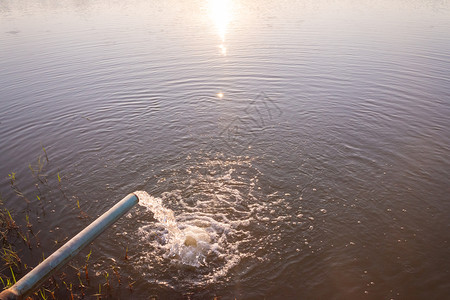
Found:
[8,173,30,204]
[1,146,138,299]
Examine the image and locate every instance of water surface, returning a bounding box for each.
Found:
[1,0,449,299]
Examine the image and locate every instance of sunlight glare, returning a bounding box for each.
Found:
[219,44,227,55]
[208,0,233,43]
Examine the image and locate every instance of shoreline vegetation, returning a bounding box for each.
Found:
[1,147,136,299]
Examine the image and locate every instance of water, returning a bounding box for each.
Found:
[135,189,245,281]
[1,0,450,299]
[136,190,218,270]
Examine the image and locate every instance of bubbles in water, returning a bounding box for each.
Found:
[130,154,307,290]
[135,191,183,244]
[134,191,243,274]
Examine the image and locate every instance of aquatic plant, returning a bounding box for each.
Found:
[84,249,91,283]
[8,173,15,185]
[1,247,21,270]
[111,266,121,285]
[41,144,49,163]
[0,147,138,299]
[39,288,48,300]
[103,271,110,291]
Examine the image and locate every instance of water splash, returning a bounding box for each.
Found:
[135,191,213,267]
[131,155,291,287]
[135,191,183,243]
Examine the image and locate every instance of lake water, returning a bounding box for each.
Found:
[1,0,449,299]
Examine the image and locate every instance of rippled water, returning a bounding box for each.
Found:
[1,0,449,299]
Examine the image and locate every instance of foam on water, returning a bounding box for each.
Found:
[135,191,184,246]
[134,190,246,277]
[130,155,306,289]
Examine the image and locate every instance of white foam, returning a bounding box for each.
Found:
[131,155,299,287]
[135,191,246,276]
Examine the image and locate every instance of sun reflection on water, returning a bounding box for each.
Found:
[207,0,234,56]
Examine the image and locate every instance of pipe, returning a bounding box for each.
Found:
[0,193,139,300]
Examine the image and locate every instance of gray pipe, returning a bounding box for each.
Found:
[0,193,139,300]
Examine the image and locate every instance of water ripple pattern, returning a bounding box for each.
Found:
[0,0,449,299]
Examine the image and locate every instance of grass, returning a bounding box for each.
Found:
[41,144,49,163]
[1,247,21,270]
[8,172,30,204]
[0,147,137,299]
